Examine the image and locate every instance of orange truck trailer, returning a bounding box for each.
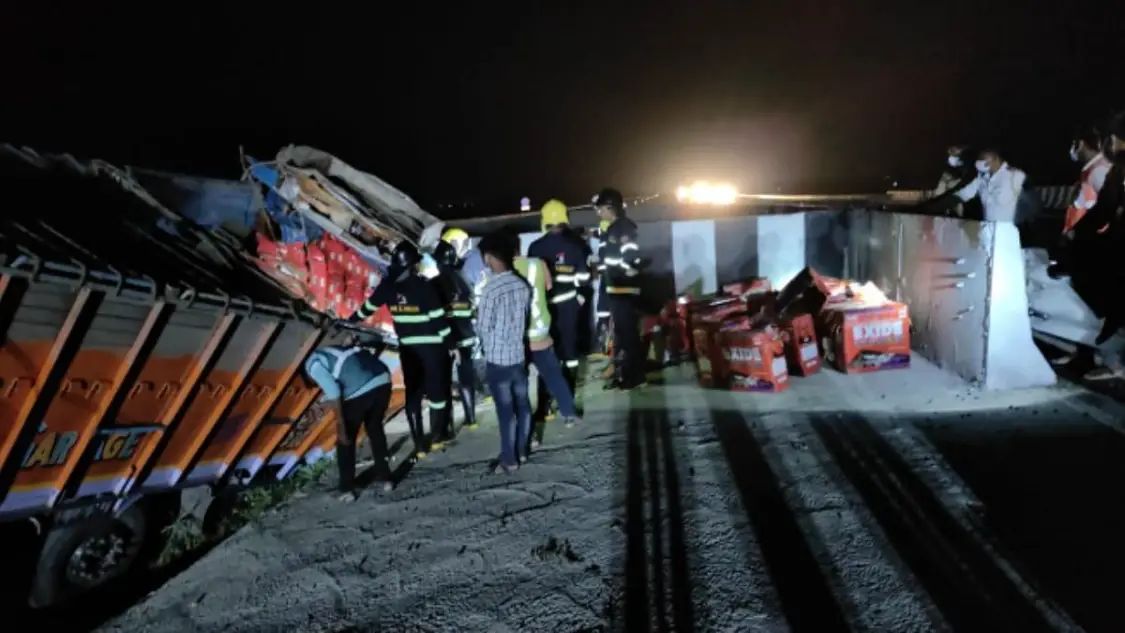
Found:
[0,147,406,608]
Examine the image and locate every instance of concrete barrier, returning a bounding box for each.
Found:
[514,210,1051,389]
[846,211,1054,389]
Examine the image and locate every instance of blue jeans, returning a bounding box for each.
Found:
[531,348,578,418]
[486,362,532,467]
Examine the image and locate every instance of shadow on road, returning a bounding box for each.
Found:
[618,386,699,632]
[710,408,850,632]
[916,401,1125,633]
[811,412,1058,632]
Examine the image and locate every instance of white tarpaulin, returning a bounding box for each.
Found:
[275,145,439,242]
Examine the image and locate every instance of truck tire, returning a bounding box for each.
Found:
[29,503,148,608]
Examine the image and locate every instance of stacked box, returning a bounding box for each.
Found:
[720,328,789,393]
[821,302,910,373]
[782,314,821,376]
[722,277,771,297]
[662,299,691,360]
[692,322,723,387]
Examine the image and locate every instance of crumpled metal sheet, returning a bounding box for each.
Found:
[275,145,439,242]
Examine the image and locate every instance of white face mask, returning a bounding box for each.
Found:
[975,159,990,174]
[1068,145,1080,162]
[948,155,962,168]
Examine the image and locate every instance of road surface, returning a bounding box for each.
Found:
[103,356,1125,632]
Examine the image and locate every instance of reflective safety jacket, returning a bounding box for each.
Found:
[598,217,644,296]
[354,273,452,347]
[528,228,591,307]
[513,256,553,348]
[1064,153,1112,233]
[431,264,477,348]
[304,346,390,401]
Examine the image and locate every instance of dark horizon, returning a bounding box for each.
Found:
[3,2,1124,217]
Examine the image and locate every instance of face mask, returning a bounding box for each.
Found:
[947,155,962,168]
[975,160,989,174]
[1069,145,1080,162]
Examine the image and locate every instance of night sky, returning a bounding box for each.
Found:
[3,2,1123,216]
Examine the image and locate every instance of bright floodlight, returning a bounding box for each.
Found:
[676,180,738,205]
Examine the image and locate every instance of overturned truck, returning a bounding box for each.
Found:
[0,145,435,608]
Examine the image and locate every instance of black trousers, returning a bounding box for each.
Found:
[337,386,392,492]
[608,294,644,385]
[454,345,477,423]
[550,299,581,366]
[401,344,453,443]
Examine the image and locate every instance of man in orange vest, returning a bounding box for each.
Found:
[1051,127,1112,279]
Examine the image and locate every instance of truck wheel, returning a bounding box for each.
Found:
[28,504,147,608]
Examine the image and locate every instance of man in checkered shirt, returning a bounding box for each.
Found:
[477,232,533,473]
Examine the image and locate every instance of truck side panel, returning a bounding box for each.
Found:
[77,309,235,500]
[140,317,277,491]
[183,324,322,486]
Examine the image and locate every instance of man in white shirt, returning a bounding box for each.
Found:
[956,149,1027,223]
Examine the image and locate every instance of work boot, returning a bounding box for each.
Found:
[460,389,478,430]
[406,408,426,459]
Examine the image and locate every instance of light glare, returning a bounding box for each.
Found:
[676,180,738,205]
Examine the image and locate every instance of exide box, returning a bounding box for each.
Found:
[821,302,911,373]
[782,313,821,376]
[719,328,789,393]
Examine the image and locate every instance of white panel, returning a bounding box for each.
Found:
[902,214,992,383]
[519,232,539,256]
[756,213,806,289]
[984,224,1056,389]
[671,220,717,295]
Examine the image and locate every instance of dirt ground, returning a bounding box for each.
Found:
[102,357,1125,632]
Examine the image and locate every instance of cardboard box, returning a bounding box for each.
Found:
[782,314,821,376]
[692,324,723,387]
[746,290,778,319]
[776,267,890,319]
[686,297,744,357]
[722,277,771,297]
[821,302,911,373]
[720,328,789,393]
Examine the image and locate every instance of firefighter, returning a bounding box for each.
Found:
[350,242,453,458]
[432,239,480,430]
[443,226,490,400]
[528,199,590,414]
[595,187,648,390]
[592,217,613,360]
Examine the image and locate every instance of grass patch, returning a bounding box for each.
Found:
[156,458,336,568]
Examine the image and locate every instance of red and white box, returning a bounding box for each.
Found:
[720,327,789,393]
[821,302,911,374]
[781,313,821,376]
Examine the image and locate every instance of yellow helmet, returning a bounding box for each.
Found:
[540,199,569,232]
[441,227,471,258]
